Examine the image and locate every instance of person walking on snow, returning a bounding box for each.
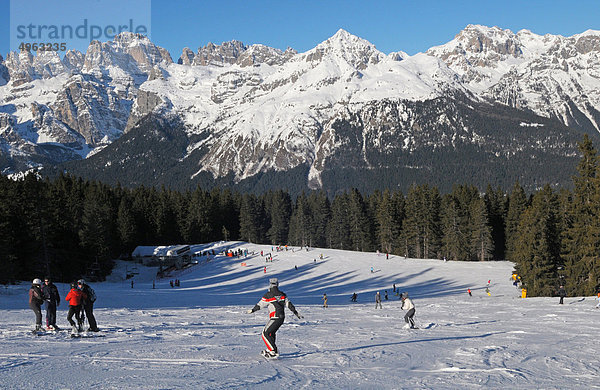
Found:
[322,293,328,308]
[401,292,416,329]
[467,288,472,297]
[375,291,382,309]
[29,279,44,332]
[246,278,303,358]
[65,283,85,333]
[42,277,60,330]
[558,285,566,304]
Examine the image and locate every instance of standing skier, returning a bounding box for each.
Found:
[558,285,566,304]
[322,293,328,308]
[375,292,382,309]
[246,278,303,358]
[401,292,416,329]
[65,283,85,333]
[78,279,99,332]
[29,279,44,333]
[42,277,60,330]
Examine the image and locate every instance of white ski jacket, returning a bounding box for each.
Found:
[401,297,414,311]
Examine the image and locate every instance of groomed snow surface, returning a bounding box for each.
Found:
[1,242,598,389]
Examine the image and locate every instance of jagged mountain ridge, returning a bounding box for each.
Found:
[1,26,600,192]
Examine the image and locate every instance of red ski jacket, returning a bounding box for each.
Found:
[65,288,86,306]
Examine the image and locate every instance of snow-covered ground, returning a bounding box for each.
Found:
[1,242,599,389]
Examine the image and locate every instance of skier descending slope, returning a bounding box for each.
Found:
[401,292,417,329]
[246,278,303,359]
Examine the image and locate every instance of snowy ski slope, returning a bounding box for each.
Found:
[1,241,599,389]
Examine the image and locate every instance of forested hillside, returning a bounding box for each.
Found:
[1,135,599,296]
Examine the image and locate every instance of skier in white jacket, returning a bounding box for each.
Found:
[401,292,416,329]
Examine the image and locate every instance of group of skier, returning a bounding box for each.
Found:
[29,278,99,334]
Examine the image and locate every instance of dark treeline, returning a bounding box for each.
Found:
[1,135,599,297]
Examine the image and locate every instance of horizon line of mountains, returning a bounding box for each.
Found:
[2,24,600,195]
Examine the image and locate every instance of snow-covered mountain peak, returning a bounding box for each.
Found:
[303,29,384,70]
[83,32,172,75]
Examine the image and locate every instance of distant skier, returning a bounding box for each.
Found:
[596,292,600,309]
[29,278,44,333]
[375,292,382,309]
[467,288,472,297]
[246,278,302,359]
[400,292,416,329]
[558,285,566,304]
[485,287,491,296]
[370,267,374,273]
[42,277,60,330]
[351,292,358,302]
[322,293,328,308]
[384,291,388,300]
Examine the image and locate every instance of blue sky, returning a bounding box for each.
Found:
[1,0,600,60]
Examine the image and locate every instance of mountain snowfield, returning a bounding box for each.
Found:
[1,242,599,389]
[2,25,600,188]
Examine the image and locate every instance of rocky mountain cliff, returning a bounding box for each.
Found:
[2,27,600,193]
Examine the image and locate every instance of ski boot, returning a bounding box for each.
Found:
[261,350,279,359]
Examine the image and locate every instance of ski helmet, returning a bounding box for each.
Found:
[32,278,42,285]
[401,292,408,299]
[77,279,85,285]
[269,278,279,287]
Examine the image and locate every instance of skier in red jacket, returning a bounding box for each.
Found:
[65,283,86,333]
[246,278,302,358]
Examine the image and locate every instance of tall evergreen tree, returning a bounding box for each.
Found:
[484,185,507,260]
[239,193,265,243]
[265,190,292,245]
[470,197,494,261]
[308,191,330,248]
[375,189,398,254]
[328,192,351,250]
[505,182,528,262]
[562,135,600,295]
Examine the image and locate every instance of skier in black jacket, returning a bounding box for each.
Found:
[29,279,44,332]
[78,279,99,332]
[247,278,302,358]
[42,277,60,330]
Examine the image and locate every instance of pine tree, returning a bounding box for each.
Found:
[289,192,312,247]
[505,182,528,262]
[308,191,330,248]
[375,189,397,254]
[239,193,265,243]
[440,194,466,261]
[265,190,292,245]
[562,135,600,295]
[347,188,373,252]
[470,197,494,261]
[328,192,351,250]
[484,185,507,260]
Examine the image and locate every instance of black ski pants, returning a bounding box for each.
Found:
[30,303,42,326]
[67,305,83,327]
[45,301,57,327]
[262,317,284,353]
[83,302,98,330]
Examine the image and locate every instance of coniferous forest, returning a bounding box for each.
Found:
[1,135,599,298]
